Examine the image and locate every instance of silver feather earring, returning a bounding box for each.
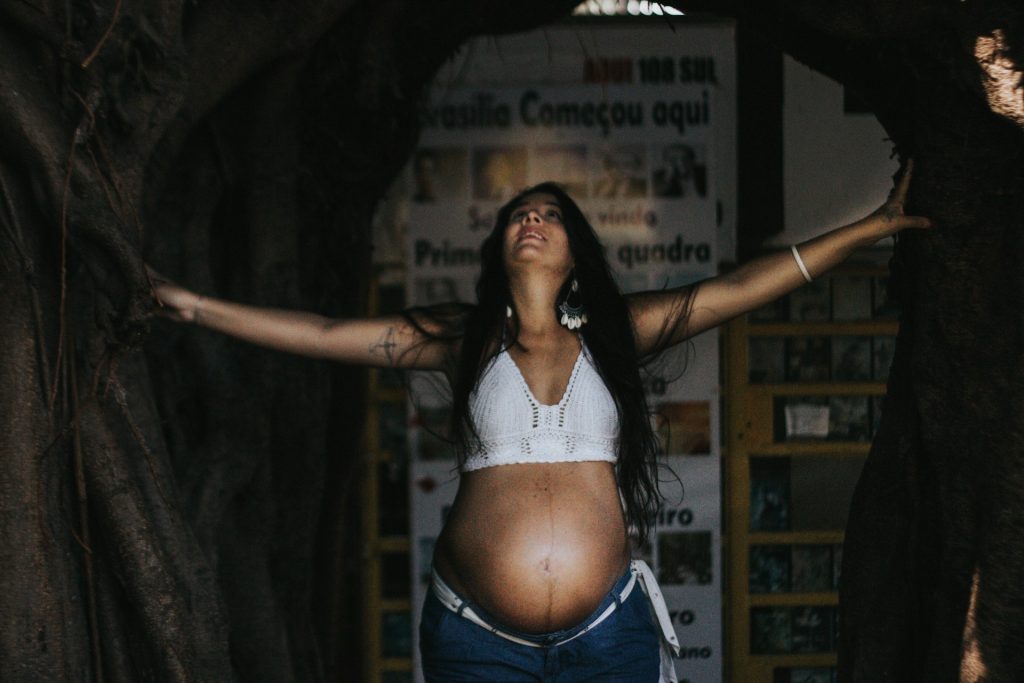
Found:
[558,277,587,330]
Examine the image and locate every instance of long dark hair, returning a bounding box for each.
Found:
[407,182,694,541]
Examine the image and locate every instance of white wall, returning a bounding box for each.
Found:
[775,56,897,248]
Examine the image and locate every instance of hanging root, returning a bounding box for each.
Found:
[49,107,88,412]
[80,0,124,69]
[960,566,988,682]
[69,339,104,683]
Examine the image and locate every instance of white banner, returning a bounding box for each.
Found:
[403,24,734,683]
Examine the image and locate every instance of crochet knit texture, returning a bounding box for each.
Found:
[462,344,619,472]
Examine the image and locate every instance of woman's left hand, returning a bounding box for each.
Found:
[865,159,935,237]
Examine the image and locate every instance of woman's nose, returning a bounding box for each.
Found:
[523,210,542,223]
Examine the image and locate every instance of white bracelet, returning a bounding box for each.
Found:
[790,244,813,283]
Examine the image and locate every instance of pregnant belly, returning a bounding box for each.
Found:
[433,461,630,633]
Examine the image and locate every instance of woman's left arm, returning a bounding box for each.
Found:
[628,162,933,355]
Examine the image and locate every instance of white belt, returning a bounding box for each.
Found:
[431,565,638,648]
[431,559,680,682]
[633,559,680,683]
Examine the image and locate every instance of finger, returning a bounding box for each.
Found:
[891,158,914,203]
[904,214,934,230]
[153,307,184,322]
[147,275,166,307]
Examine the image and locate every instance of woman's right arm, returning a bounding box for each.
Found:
[149,269,453,370]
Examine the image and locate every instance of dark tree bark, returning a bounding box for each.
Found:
[671,1,1024,680]
[0,2,578,681]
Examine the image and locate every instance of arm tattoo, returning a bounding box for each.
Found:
[368,327,398,366]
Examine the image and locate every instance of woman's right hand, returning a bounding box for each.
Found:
[146,265,202,324]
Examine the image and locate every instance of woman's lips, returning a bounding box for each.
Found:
[517,230,546,243]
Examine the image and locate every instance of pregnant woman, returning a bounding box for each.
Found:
[150,168,929,682]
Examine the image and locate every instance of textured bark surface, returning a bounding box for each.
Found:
[670,1,1024,679]
[0,2,577,681]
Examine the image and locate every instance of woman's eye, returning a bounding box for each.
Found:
[546,211,562,221]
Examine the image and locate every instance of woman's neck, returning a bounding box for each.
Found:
[507,271,566,338]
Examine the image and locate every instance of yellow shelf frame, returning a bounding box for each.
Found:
[725,286,899,683]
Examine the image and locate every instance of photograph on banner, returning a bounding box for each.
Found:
[531,143,589,196]
[654,400,712,456]
[591,143,647,198]
[411,147,470,203]
[658,530,713,584]
[652,141,709,200]
[473,145,529,200]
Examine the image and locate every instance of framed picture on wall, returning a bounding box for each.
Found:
[751,608,793,654]
[750,459,791,531]
[749,545,791,593]
[790,545,832,593]
[785,337,831,382]
[831,336,871,381]
[827,396,871,441]
[791,607,834,653]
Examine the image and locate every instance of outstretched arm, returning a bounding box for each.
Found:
[629,162,932,355]
[148,268,455,370]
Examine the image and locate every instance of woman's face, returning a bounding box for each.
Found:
[502,192,574,277]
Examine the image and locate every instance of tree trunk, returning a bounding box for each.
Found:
[672,1,1024,679]
[841,71,1024,681]
[0,2,578,681]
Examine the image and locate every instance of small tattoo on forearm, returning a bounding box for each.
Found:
[369,327,398,365]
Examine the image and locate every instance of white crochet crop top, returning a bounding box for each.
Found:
[461,343,619,472]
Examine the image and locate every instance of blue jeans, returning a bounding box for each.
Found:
[419,565,661,682]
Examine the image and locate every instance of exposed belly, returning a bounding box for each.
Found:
[433,461,630,633]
